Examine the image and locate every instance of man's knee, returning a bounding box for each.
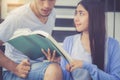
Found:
[45,63,62,75]
[44,63,62,80]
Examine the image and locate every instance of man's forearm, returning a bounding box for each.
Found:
[0,40,4,46]
[0,50,30,78]
[0,50,17,73]
[0,40,30,78]
[0,40,17,72]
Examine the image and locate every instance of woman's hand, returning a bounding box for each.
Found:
[41,48,61,63]
[66,60,83,72]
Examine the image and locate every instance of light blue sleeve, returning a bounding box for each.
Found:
[61,36,74,80]
[82,38,120,80]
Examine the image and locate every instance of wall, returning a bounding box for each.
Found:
[1,0,30,18]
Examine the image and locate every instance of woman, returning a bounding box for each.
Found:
[61,0,120,80]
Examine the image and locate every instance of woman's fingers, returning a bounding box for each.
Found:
[47,48,52,60]
[66,64,71,72]
[41,48,60,62]
[51,50,56,61]
[42,48,50,60]
[41,48,47,57]
[42,48,56,61]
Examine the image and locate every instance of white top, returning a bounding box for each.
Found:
[0,4,56,64]
[71,34,92,80]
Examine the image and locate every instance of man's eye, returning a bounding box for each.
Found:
[79,12,84,16]
[74,12,77,15]
[74,10,77,15]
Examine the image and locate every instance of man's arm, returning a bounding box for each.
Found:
[0,50,30,78]
[0,40,30,78]
[0,40,4,45]
[0,50,17,72]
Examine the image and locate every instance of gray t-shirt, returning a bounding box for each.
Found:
[0,4,56,64]
[0,3,56,42]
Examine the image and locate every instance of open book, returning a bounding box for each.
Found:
[7,30,72,63]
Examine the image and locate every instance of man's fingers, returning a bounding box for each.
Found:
[19,74,27,78]
[18,66,30,78]
[21,59,30,66]
[21,65,30,71]
[22,70,29,75]
[19,59,31,72]
[15,60,31,78]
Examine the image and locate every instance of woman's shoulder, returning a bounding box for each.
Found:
[63,34,80,46]
[64,34,81,41]
[108,37,119,45]
[107,37,120,55]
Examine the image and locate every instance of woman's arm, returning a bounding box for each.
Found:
[82,38,120,80]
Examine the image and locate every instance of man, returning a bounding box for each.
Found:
[0,0,62,80]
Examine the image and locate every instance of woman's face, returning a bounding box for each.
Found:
[74,4,89,33]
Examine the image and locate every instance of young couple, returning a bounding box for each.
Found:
[0,0,120,80]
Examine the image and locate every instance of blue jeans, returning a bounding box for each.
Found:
[3,62,51,80]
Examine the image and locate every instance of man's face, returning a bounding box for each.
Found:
[35,0,56,17]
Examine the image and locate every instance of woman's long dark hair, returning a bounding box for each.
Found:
[78,0,106,70]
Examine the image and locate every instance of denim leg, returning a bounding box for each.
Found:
[3,71,26,80]
[28,62,51,80]
[3,62,51,80]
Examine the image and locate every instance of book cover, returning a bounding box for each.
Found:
[7,30,73,62]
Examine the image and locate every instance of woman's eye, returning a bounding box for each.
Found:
[74,11,85,16]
